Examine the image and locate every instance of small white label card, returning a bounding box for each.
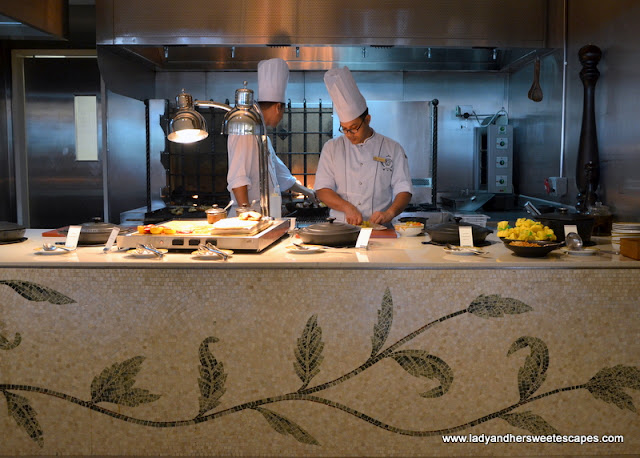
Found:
[65,225,82,249]
[356,227,373,249]
[288,217,296,231]
[355,251,370,262]
[458,226,474,247]
[564,224,578,238]
[103,227,120,252]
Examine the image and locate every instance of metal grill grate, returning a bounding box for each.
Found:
[160,103,231,207]
[270,100,333,201]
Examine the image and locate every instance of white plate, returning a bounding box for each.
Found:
[191,249,233,259]
[443,246,484,256]
[126,248,168,258]
[563,248,600,256]
[286,244,325,253]
[33,247,75,255]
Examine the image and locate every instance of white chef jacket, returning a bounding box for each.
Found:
[227,135,296,215]
[314,130,413,222]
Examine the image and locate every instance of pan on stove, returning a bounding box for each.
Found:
[0,221,26,242]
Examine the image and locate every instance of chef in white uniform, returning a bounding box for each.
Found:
[315,66,412,225]
[226,58,318,217]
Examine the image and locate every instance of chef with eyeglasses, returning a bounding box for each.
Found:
[314,66,412,225]
[226,58,318,217]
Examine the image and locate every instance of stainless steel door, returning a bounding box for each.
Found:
[21,55,103,228]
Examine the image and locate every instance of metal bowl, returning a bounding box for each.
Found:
[502,239,564,257]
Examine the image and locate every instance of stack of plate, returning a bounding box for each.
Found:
[611,222,640,251]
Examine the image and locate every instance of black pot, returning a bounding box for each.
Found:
[61,217,120,245]
[296,218,360,246]
[0,221,26,242]
[535,208,594,243]
[425,217,493,245]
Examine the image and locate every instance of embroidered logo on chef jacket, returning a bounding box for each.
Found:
[374,155,393,172]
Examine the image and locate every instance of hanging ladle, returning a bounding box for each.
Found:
[528,56,543,102]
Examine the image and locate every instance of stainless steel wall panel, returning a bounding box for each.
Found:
[508,51,564,199]
[104,90,148,223]
[155,72,208,104]
[563,0,640,220]
[404,71,508,194]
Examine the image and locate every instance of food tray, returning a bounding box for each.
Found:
[209,218,272,235]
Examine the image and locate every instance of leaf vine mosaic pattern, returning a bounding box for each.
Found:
[90,356,161,407]
[0,280,75,305]
[1,282,639,448]
[294,315,324,391]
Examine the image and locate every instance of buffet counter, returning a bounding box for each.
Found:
[0,229,638,457]
[0,229,637,269]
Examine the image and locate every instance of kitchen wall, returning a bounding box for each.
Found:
[511,0,640,221]
[156,70,509,200]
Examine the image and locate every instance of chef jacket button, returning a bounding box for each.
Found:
[359,181,362,185]
[358,202,362,205]
[360,162,363,166]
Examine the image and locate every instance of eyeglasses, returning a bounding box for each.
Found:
[339,118,365,135]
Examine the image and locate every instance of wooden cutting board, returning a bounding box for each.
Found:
[370,228,398,238]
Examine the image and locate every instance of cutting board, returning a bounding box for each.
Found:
[42,229,66,237]
[370,228,398,238]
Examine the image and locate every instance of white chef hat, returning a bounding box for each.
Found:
[257,58,289,103]
[324,66,367,123]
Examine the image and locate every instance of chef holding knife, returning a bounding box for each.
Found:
[315,66,412,225]
[226,58,318,217]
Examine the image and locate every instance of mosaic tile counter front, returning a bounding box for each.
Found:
[0,267,638,457]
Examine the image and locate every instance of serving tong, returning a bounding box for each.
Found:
[197,242,229,260]
[42,243,75,252]
[444,243,486,255]
[136,243,164,258]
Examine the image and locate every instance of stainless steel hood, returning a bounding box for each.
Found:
[95,0,562,98]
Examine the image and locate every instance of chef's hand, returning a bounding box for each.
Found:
[370,209,395,225]
[289,183,320,206]
[302,188,320,206]
[344,206,364,226]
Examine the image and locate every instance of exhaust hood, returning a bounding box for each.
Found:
[95,0,562,98]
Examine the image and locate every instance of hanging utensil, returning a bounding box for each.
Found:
[524,201,542,216]
[528,56,543,102]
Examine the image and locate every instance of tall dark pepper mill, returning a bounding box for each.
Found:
[575,44,602,213]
